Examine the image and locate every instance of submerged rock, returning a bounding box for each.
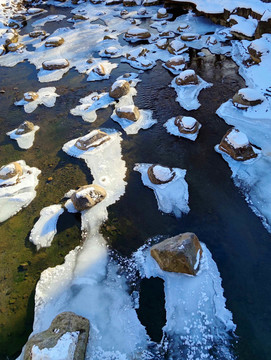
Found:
[232,88,264,109]
[15,121,35,135]
[23,312,89,360]
[0,162,22,181]
[75,130,110,150]
[23,92,39,102]
[71,184,107,211]
[150,232,202,275]
[147,164,175,185]
[218,128,258,161]
[42,59,69,70]
[109,80,130,99]
[175,69,198,85]
[115,105,140,121]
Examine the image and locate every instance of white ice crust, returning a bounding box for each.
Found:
[29,205,64,250]
[134,163,190,218]
[0,160,40,223]
[7,125,40,149]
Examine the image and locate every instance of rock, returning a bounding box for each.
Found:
[72,14,88,21]
[206,35,217,45]
[143,0,160,6]
[0,45,6,56]
[157,8,168,19]
[71,184,107,211]
[104,46,118,55]
[156,38,168,50]
[116,105,140,121]
[248,43,263,63]
[120,9,129,16]
[42,59,69,70]
[75,130,110,150]
[218,128,258,161]
[159,31,175,38]
[125,28,151,41]
[29,29,47,38]
[23,312,89,360]
[47,177,53,182]
[181,33,200,41]
[123,0,137,6]
[125,47,149,61]
[232,88,264,109]
[11,14,27,22]
[177,22,189,32]
[109,79,130,99]
[23,92,39,102]
[137,7,147,15]
[165,55,186,69]
[174,115,200,134]
[168,39,187,55]
[0,162,23,181]
[15,121,35,135]
[7,42,25,52]
[147,164,175,185]
[45,36,64,48]
[3,28,18,45]
[150,232,203,275]
[175,69,198,85]
[92,64,106,76]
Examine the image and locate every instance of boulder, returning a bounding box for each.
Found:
[175,69,198,85]
[125,28,151,41]
[0,45,6,56]
[3,28,18,45]
[232,88,264,109]
[71,184,107,211]
[165,55,185,69]
[218,128,258,161]
[150,232,203,275]
[0,162,23,181]
[45,36,64,47]
[23,91,39,102]
[7,42,25,52]
[168,39,187,55]
[42,59,69,70]
[147,164,175,185]
[120,9,129,16]
[157,8,168,19]
[15,121,35,135]
[143,0,160,6]
[29,29,47,38]
[116,105,140,121]
[92,64,106,76]
[72,14,88,20]
[156,38,168,50]
[104,46,118,55]
[248,43,263,63]
[109,80,130,99]
[123,0,137,6]
[174,115,200,134]
[75,130,110,150]
[23,312,89,360]
[177,22,189,32]
[181,33,200,41]
[126,47,149,61]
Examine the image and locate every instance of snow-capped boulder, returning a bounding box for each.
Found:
[181,33,200,41]
[72,14,89,21]
[115,105,140,121]
[177,22,189,32]
[7,42,24,52]
[232,88,265,109]
[92,63,106,76]
[45,36,64,48]
[7,121,40,149]
[23,92,39,102]
[42,59,69,70]
[74,130,110,151]
[126,47,149,61]
[168,39,187,55]
[29,29,47,38]
[1,28,18,46]
[248,38,270,64]
[109,80,130,99]
[175,69,198,86]
[123,0,137,6]
[147,164,175,185]
[150,232,203,275]
[0,162,22,181]
[164,116,201,141]
[71,184,107,211]
[15,121,35,134]
[156,38,168,50]
[157,8,168,19]
[124,28,151,42]
[104,47,119,56]
[23,312,89,360]
[218,128,257,161]
[143,0,159,6]
[164,55,186,72]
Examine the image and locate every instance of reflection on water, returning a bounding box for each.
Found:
[0,5,271,360]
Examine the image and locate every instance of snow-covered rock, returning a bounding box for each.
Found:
[7,121,39,149]
[14,87,59,113]
[164,115,201,141]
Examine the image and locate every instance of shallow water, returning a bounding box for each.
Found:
[0,4,271,360]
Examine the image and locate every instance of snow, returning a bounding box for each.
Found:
[7,125,40,150]
[31,332,79,360]
[261,9,271,22]
[86,60,117,82]
[133,240,236,359]
[29,205,64,250]
[171,73,212,111]
[182,116,197,128]
[32,14,66,27]
[164,116,201,141]
[226,129,249,148]
[126,27,149,35]
[238,88,265,102]
[229,15,258,38]
[169,39,188,54]
[152,165,174,182]
[14,87,59,113]
[134,163,190,218]
[42,59,69,67]
[0,160,40,223]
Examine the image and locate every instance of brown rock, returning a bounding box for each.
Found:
[175,70,198,85]
[71,184,107,211]
[15,121,35,135]
[218,128,258,161]
[156,39,169,50]
[0,45,6,56]
[45,37,64,48]
[147,164,175,185]
[92,64,106,76]
[7,42,25,52]
[168,40,187,55]
[157,9,168,19]
[23,312,89,360]
[125,28,151,40]
[75,130,110,150]
[72,14,88,20]
[151,232,203,275]
[0,162,23,180]
[143,0,160,6]
[115,105,140,121]
[23,92,39,102]
[181,33,200,41]
[232,91,264,108]
[109,80,130,99]
[42,59,69,70]
[29,29,47,38]
[174,116,199,134]
[248,43,263,64]
[4,29,18,45]
[165,55,185,69]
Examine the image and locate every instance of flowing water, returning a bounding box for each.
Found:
[0,5,271,360]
